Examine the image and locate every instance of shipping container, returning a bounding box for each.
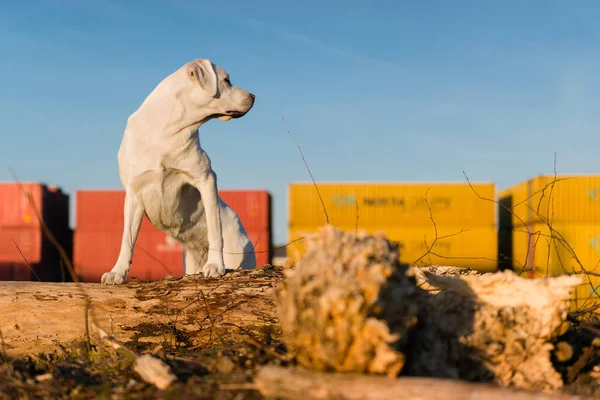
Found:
[510,222,600,276]
[74,188,271,282]
[287,224,498,273]
[76,189,271,232]
[75,190,159,231]
[0,183,42,227]
[245,230,271,267]
[0,182,71,281]
[74,228,270,283]
[220,191,271,231]
[74,229,184,282]
[0,183,69,230]
[288,182,496,229]
[509,221,600,312]
[0,227,42,263]
[500,175,600,228]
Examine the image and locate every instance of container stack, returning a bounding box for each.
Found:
[287,182,498,272]
[73,190,272,283]
[219,190,272,269]
[498,175,600,313]
[0,182,71,281]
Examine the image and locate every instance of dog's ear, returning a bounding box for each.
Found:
[187,59,218,97]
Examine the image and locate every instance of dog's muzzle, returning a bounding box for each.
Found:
[217,93,255,121]
[228,93,255,119]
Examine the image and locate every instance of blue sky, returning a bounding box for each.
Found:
[1,0,600,245]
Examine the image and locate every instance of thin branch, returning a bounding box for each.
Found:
[412,189,468,266]
[208,237,306,256]
[280,111,329,225]
[412,189,436,265]
[11,239,41,282]
[133,244,179,277]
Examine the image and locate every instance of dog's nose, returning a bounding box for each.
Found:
[249,93,255,101]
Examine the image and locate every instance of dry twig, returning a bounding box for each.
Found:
[281,110,329,225]
[10,239,41,282]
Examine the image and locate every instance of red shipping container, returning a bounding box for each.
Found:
[74,228,270,283]
[76,189,271,232]
[245,230,271,267]
[74,228,184,283]
[0,227,42,263]
[0,183,42,227]
[0,182,71,281]
[219,191,271,231]
[74,188,272,282]
[0,182,69,229]
[74,190,155,231]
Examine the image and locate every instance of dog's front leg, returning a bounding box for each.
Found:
[101,192,144,285]
[194,170,226,278]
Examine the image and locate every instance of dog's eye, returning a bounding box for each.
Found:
[224,78,231,85]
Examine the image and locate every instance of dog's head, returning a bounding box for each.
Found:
[180,59,255,123]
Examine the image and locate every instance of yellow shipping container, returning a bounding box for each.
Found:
[289,182,496,228]
[498,181,530,228]
[287,224,498,273]
[510,222,600,313]
[502,175,600,227]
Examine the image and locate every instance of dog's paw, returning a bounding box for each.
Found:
[202,262,226,279]
[101,272,126,285]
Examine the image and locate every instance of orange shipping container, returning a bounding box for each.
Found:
[242,230,271,268]
[74,189,272,282]
[0,182,69,229]
[74,228,270,282]
[0,227,42,263]
[0,182,71,281]
[220,191,271,231]
[0,182,45,227]
[75,190,156,231]
[74,229,184,282]
[76,189,271,232]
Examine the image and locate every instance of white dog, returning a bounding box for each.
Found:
[101,59,257,285]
